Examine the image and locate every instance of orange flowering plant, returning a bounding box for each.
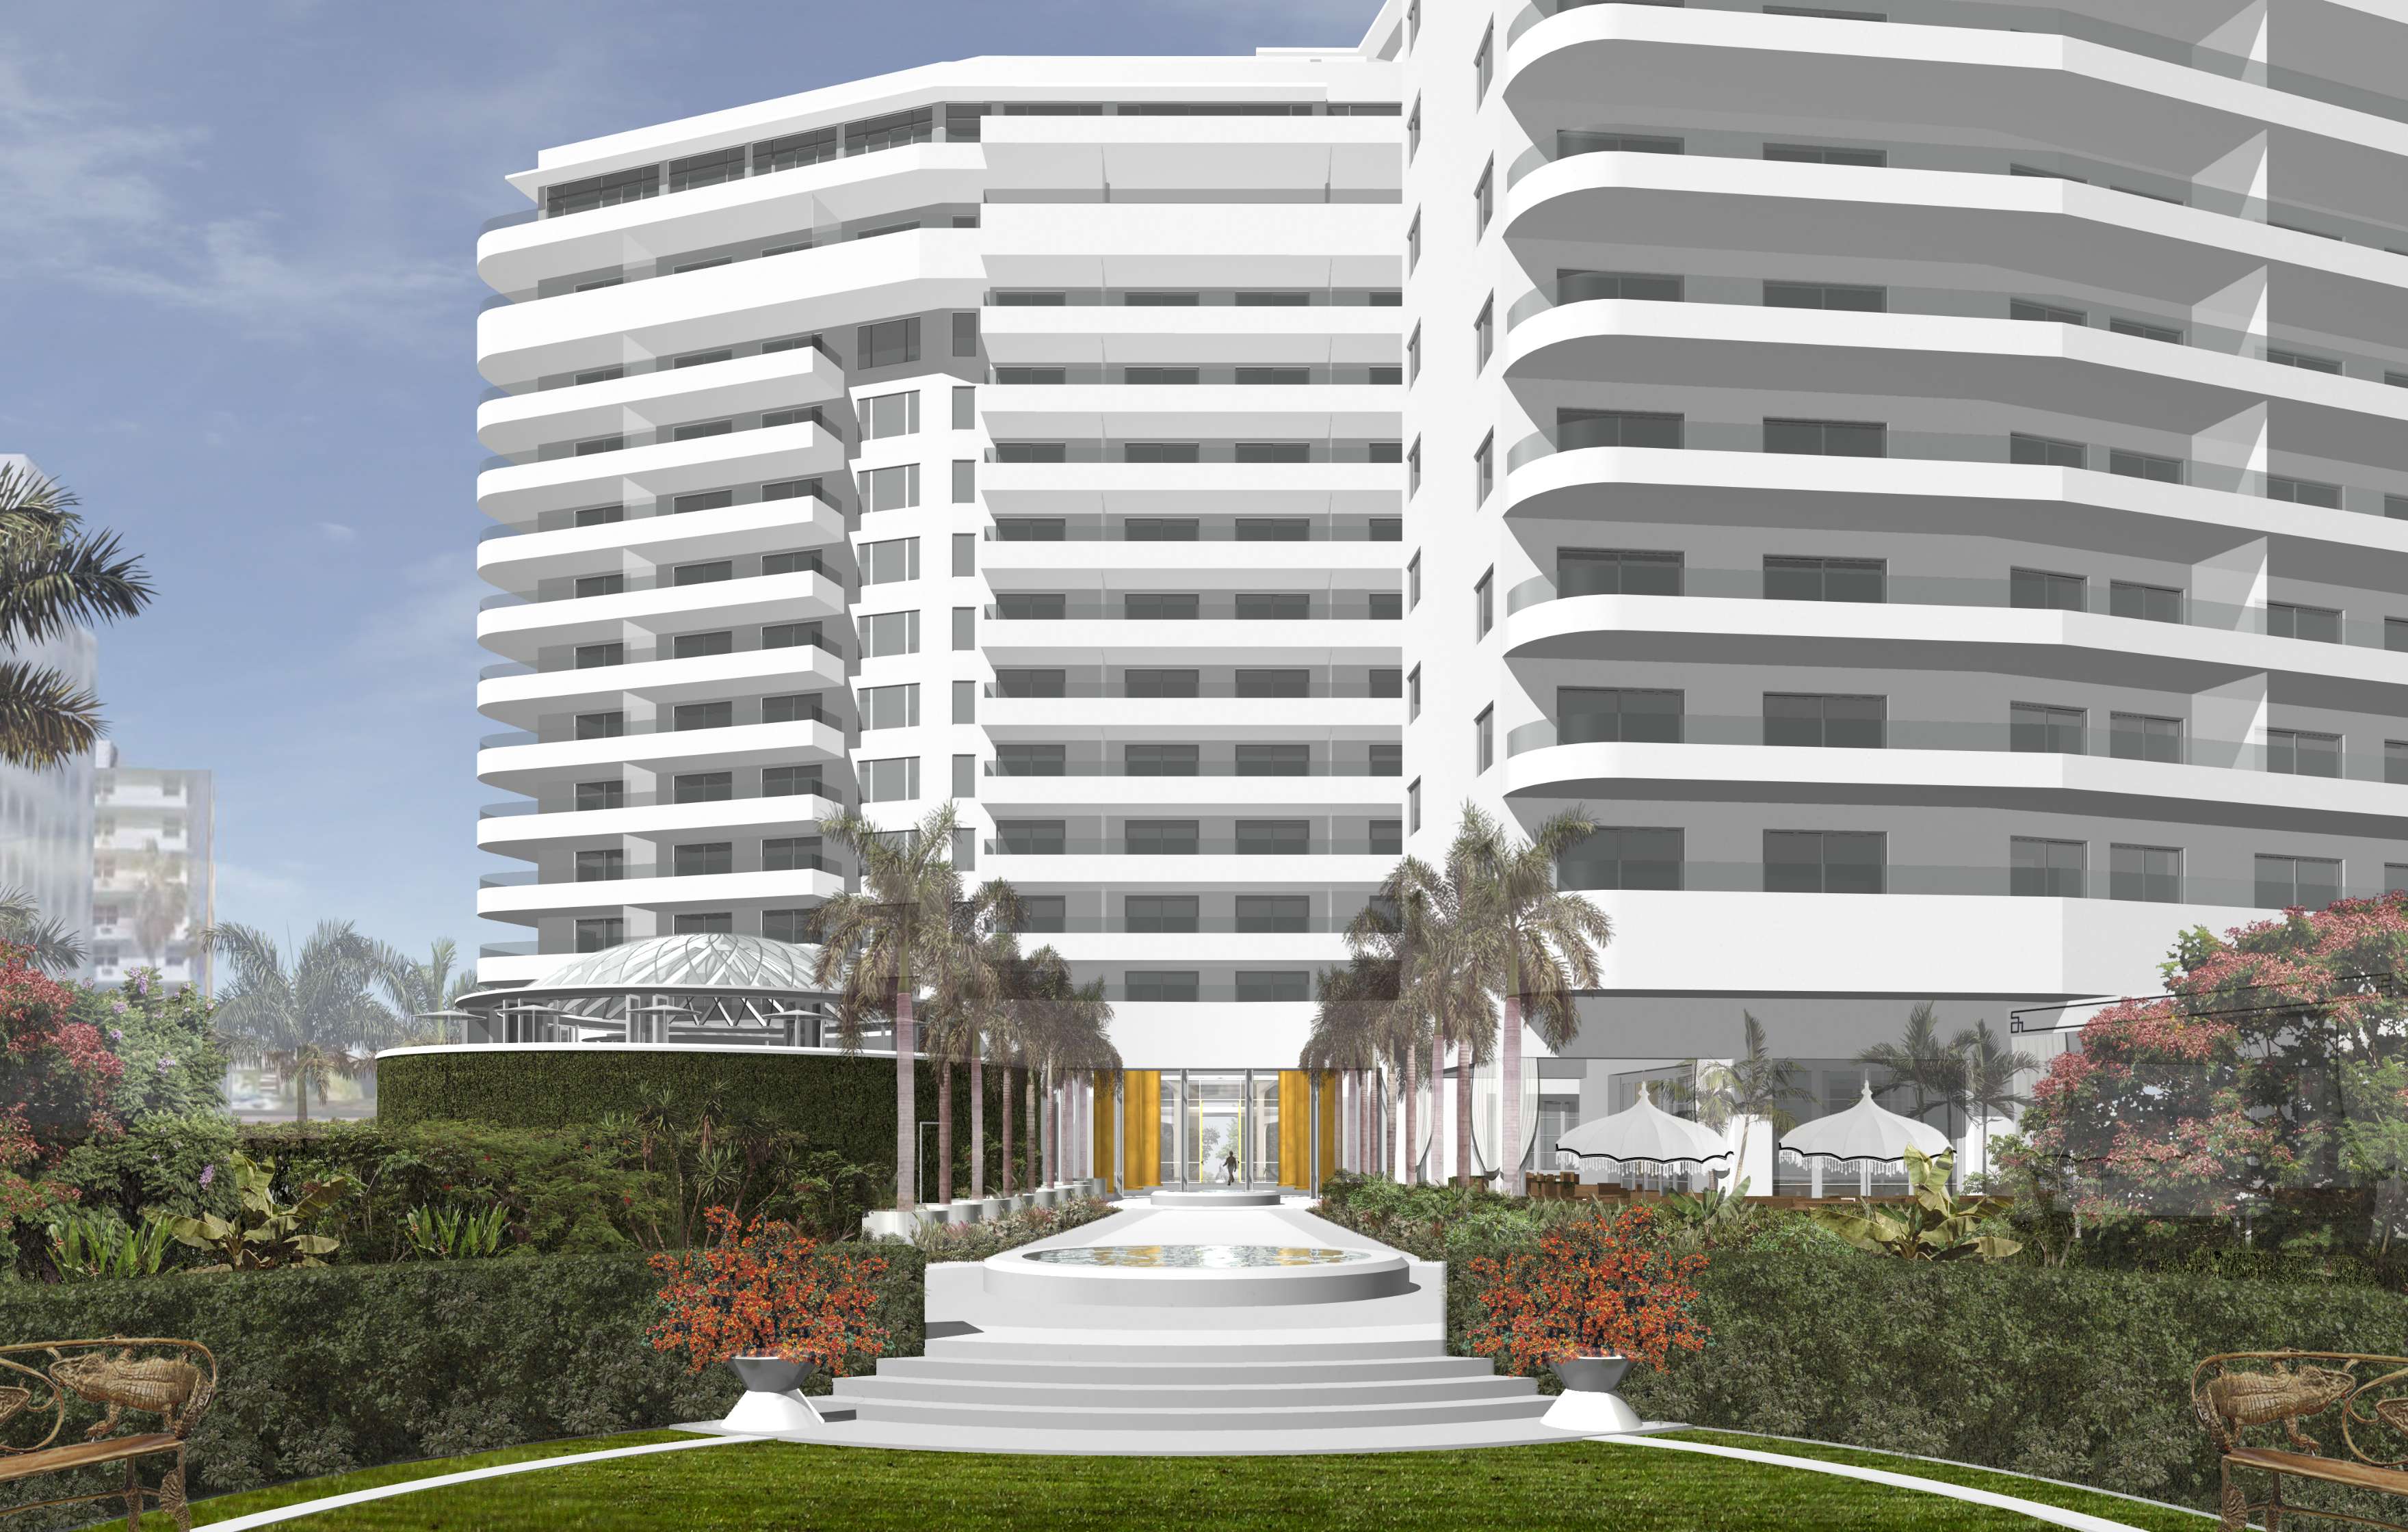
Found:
[1462,1205,1707,1377]
[648,1206,891,1374]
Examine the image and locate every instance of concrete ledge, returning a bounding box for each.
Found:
[980,1245,1412,1308]
[1151,1189,1283,1209]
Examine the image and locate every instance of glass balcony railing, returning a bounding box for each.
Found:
[479,706,838,749]
[984,440,1402,466]
[984,595,1400,622]
[482,410,833,473]
[984,678,1400,700]
[1552,857,2374,908]
[479,562,830,613]
[984,515,1401,543]
[480,858,830,889]
[1503,565,2408,655]
[984,759,1400,779]
[1503,711,2402,783]
[477,479,839,543]
[1510,0,2408,134]
[480,785,840,819]
[1503,422,2408,525]
[986,363,1402,386]
[984,838,1400,856]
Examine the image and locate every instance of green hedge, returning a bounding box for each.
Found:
[378,1049,1018,1192]
[0,1249,926,1531]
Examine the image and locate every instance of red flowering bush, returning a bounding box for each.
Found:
[648,1206,890,1374]
[1462,1206,1707,1377]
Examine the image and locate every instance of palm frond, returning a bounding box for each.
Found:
[0,659,104,769]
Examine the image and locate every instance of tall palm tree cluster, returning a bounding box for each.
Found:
[814,803,1116,1214]
[1305,804,1613,1195]
[1857,1000,2037,1176]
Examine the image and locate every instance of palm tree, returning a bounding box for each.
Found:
[1956,1018,2037,1181]
[1454,804,1614,1195]
[815,802,1015,1214]
[918,888,1021,1206]
[0,886,86,973]
[1690,1010,1803,1187]
[1858,1000,1967,1128]
[1010,945,1112,1187]
[373,936,478,1044]
[124,841,189,974]
[206,922,393,1122]
[1304,962,1383,1181]
[1359,856,1494,1185]
[0,463,153,769]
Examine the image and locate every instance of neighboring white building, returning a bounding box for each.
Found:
[475,1,2408,1178]
[90,741,214,992]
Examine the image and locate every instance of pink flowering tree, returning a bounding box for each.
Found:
[2024,895,2408,1228]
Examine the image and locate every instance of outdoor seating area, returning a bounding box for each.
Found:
[2194,1351,2408,1531]
[0,1337,215,1531]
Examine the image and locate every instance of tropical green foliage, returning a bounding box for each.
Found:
[0,462,153,771]
[44,1206,175,1280]
[1812,1148,2021,1262]
[164,1152,362,1270]
[207,921,397,1122]
[0,886,85,972]
[402,1201,513,1260]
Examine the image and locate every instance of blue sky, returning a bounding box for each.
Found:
[1,0,1382,964]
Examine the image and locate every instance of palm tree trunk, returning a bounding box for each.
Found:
[1455,1038,1474,1187]
[1403,1042,1419,1185]
[969,1047,985,1201]
[938,1057,954,1206]
[1501,992,1525,1197]
[1429,1028,1444,1183]
[1025,1067,1038,1192]
[293,1070,309,1125]
[1383,1065,1396,1180]
[894,989,917,1213]
[1000,1064,1015,1197]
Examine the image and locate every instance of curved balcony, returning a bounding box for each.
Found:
[978,200,1395,294]
[475,421,843,523]
[980,458,1398,517]
[477,791,844,853]
[476,568,843,660]
[981,851,1394,886]
[478,641,846,724]
[477,487,845,582]
[477,717,846,793]
[980,616,1400,665]
[981,695,1398,734]
[979,302,1402,369]
[977,383,1398,442]
[477,866,846,921]
[476,345,844,458]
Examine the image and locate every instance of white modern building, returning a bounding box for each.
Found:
[90,741,214,992]
[475,0,2408,1182]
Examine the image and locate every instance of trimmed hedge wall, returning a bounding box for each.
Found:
[380,1049,1012,1189]
[0,1250,924,1531]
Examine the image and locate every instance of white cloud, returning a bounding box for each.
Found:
[315,521,358,543]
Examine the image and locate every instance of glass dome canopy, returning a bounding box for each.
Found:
[449,934,843,1050]
[524,932,832,995]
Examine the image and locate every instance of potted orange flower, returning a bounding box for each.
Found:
[1463,1205,1706,1434]
[649,1207,890,1432]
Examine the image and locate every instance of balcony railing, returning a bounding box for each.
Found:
[987,364,1402,386]
[1503,422,2408,525]
[482,410,833,473]
[985,838,1400,856]
[478,477,839,543]
[1553,857,2385,910]
[479,631,843,681]
[1510,0,2408,135]
[985,760,1400,778]
[481,857,828,889]
[985,678,1400,700]
[481,786,841,819]
[984,595,1400,621]
[985,440,1402,466]
[985,287,1402,308]
[480,561,829,612]
[984,514,1401,543]
[480,705,837,749]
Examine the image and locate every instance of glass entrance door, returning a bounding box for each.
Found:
[1189,1074,1245,1185]
[1149,1070,1284,1189]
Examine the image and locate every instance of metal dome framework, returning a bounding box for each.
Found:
[455,933,843,1049]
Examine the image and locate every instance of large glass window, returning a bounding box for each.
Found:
[1764,694,1885,748]
[2109,843,2182,902]
[2011,568,2087,611]
[1560,687,1682,744]
[1559,410,1682,451]
[995,744,1066,778]
[2010,703,2084,754]
[1560,828,1684,890]
[860,756,920,802]
[1127,971,1200,1002]
[1237,743,1309,777]
[2110,581,2183,622]
[1126,896,1200,934]
[1235,821,1309,855]
[2267,728,2342,778]
[2268,601,2342,644]
[674,842,732,877]
[1764,830,1885,894]
[2257,854,2341,910]
[1236,895,1310,933]
[1127,820,1200,855]
[2011,837,2084,897]
[997,821,1066,855]
[856,317,920,369]
[1559,548,1682,596]
[1764,418,1885,456]
[1764,555,1884,601]
[1558,269,1683,303]
[1127,744,1200,777]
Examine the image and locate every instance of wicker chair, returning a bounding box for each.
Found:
[0,1338,215,1531]
[2194,1351,2408,1531]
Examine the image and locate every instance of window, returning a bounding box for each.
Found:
[2390,495,2408,520]
[1764,694,1885,748]
[861,610,919,657]
[574,642,624,670]
[1407,665,1422,719]
[2257,853,2341,910]
[2109,316,2184,344]
[759,406,817,430]
[1125,668,1198,698]
[1475,570,1494,637]
[1560,687,1683,743]
[1233,443,1309,465]
[1370,516,1403,542]
[2011,568,2087,611]
[576,503,628,526]
[672,417,733,443]
[1474,22,1493,102]
[1237,895,1310,933]
[2108,448,2184,483]
[847,315,919,369]
[1476,706,1495,772]
[2109,712,2183,763]
[2267,601,2342,644]
[1371,742,1402,776]
[672,913,734,936]
[2010,702,2085,754]
[1407,209,1421,272]
[1475,433,1493,504]
[2010,432,2086,468]
[1127,820,1200,855]
[1238,971,1311,1003]
[762,620,823,650]
[864,391,920,438]
[2269,475,2343,509]
[1406,326,1420,384]
[2011,298,2086,325]
[1408,553,1422,608]
[1559,547,1683,596]
[576,780,625,812]
[1764,417,1885,456]
[861,756,921,802]
[1238,743,1310,777]
[575,917,626,953]
[1408,778,1422,832]
[1560,828,1684,890]
[1127,970,1200,1002]
[1126,442,1203,464]
[1475,295,1494,369]
[1764,142,1886,166]
[1236,291,1308,308]
[575,711,625,739]
[954,607,975,649]
[2266,346,2342,374]
[752,125,836,172]
[1408,439,1422,495]
[1764,555,1885,602]
[995,443,1066,464]
[2011,837,2085,897]
[1127,896,1200,934]
[1371,666,1402,698]
[953,311,979,358]
[2267,728,2342,778]
[861,537,920,584]
[953,753,975,797]
[1127,743,1200,777]
[575,434,625,457]
[2110,581,2182,623]
[1371,819,1404,855]
[1409,0,1419,43]
[672,631,733,659]
[576,573,627,598]
[861,683,919,730]
[763,764,822,797]
[762,551,822,577]
[1560,131,1684,157]
[2388,741,2408,786]
[2391,618,2408,654]
[1235,592,1307,621]
[1237,669,1309,698]
[1237,820,1309,856]
[575,849,625,883]
[861,464,919,511]
[1128,592,1201,620]
[997,821,1066,854]
[762,693,820,724]
[1125,518,1196,542]
[675,842,732,877]
[763,836,823,872]
[1764,280,1886,311]
[546,166,658,217]
[1558,269,1684,304]
[1406,96,1421,158]
[953,680,974,724]
[1764,830,1885,893]
[763,909,818,944]
[673,701,733,731]
[1474,159,1493,237]
[1559,409,1683,450]
[997,743,1067,778]
[952,460,974,503]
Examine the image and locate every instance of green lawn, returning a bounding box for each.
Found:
[180,1433,2198,1531]
[164,1431,698,1528]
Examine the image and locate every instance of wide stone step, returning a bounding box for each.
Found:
[927,1335,1437,1364]
[877,1353,1501,1386]
[839,1392,1555,1434]
[835,1373,1536,1410]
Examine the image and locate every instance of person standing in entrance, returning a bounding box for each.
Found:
[1222,1146,1239,1185]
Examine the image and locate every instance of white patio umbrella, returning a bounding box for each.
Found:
[1555,1094,1733,1185]
[1780,1081,1950,1196]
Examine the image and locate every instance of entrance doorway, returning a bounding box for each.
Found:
[1155,1070,1283,1189]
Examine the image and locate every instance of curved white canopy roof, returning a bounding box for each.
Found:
[1554,1094,1731,1165]
[500,933,833,996]
[1781,1081,1950,1163]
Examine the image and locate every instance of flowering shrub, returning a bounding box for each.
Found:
[1462,1205,1708,1376]
[649,1206,891,1374]
[907,1196,1116,1260]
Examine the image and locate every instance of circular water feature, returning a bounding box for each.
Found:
[1023,1243,1372,1269]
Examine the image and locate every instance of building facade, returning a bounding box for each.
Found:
[476,0,2408,1176]
[90,741,215,992]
